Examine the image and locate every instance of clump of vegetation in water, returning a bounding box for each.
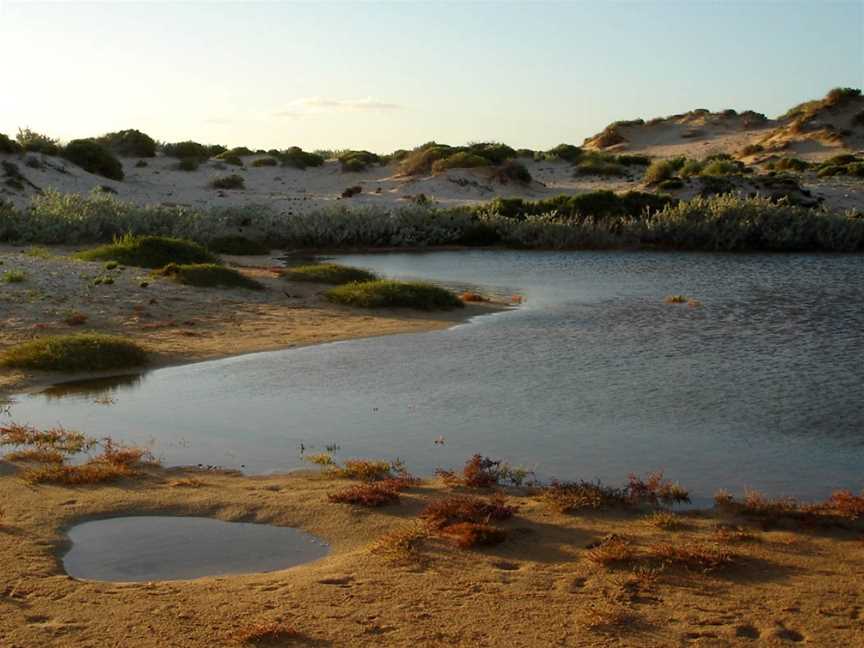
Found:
[282,263,377,285]
[152,263,263,290]
[75,234,217,268]
[0,333,147,371]
[326,279,464,310]
[540,471,689,513]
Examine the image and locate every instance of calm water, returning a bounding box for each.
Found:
[63,516,328,581]
[8,251,864,503]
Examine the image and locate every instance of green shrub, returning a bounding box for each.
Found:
[738,143,764,156]
[278,147,325,170]
[175,158,200,172]
[96,129,156,157]
[700,159,744,176]
[846,162,864,178]
[153,263,263,290]
[679,159,704,178]
[207,236,269,255]
[0,333,147,371]
[644,160,676,184]
[657,178,684,191]
[825,87,862,106]
[219,155,243,167]
[75,234,217,268]
[283,263,377,284]
[493,160,532,184]
[339,150,381,172]
[615,154,651,166]
[210,174,245,189]
[767,157,810,172]
[161,141,210,160]
[465,142,516,165]
[432,152,491,173]
[399,145,454,175]
[134,160,149,168]
[217,147,253,159]
[575,159,626,177]
[822,154,858,166]
[62,139,124,181]
[326,280,464,310]
[2,269,25,283]
[251,157,278,167]
[539,144,583,163]
[481,190,674,222]
[16,128,60,156]
[0,133,22,154]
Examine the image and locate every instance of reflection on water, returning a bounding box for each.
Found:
[8,250,864,501]
[39,374,144,402]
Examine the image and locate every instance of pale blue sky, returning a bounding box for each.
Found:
[2,1,862,152]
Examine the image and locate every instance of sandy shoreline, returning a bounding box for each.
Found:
[0,245,504,397]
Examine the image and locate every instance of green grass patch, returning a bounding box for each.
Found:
[282,263,378,285]
[2,270,25,283]
[0,333,147,371]
[75,234,217,268]
[153,263,263,290]
[326,280,463,310]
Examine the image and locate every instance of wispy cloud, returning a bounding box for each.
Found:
[274,97,403,117]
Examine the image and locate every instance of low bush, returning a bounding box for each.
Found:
[251,157,278,167]
[96,129,156,157]
[0,333,147,371]
[75,234,217,267]
[341,185,362,198]
[161,141,210,160]
[539,143,583,163]
[339,150,380,172]
[738,143,764,157]
[492,160,532,184]
[153,263,264,290]
[465,142,516,165]
[327,481,402,507]
[700,159,745,176]
[216,146,253,159]
[282,263,377,284]
[431,152,490,173]
[399,144,454,176]
[16,128,60,155]
[278,146,325,169]
[62,139,124,181]
[218,155,243,167]
[207,236,269,255]
[175,158,199,172]
[326,279,464,310]
[2,269,25,283]
[441,522,507,549]
[575,158,626,177]
[0,133,22,154]
[421,495,516,529]
[210,174,245,189]
[644,160,676,184]
[481,191,675,223]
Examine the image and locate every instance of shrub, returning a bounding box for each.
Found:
[339,150,380,172]
[465,142,516,165]
[207,236,269,255]
[326,280,464,310]
[657,178,684,191]
[431,152,490,173]
[615,154,651,166]
[441,522,507,549]
[96,129,156,157]
[0,333,147,371]
[0,133,22,154]
[219,155,243,167]
[700,159,744,176]
[2,270,25,283]
[644,160,676,184]
[435,454,532,488]
[575,158,626,177]
[210,174,245,189]
[175,158,200,172]
[161,141,210,159]
[278,147,325,169]
[153,263,264,290]
[62,139,124,180]
[421,496,516,529]
[216,146,253,159]
[825,87,862,106]
[76,234,216,267]
[738,143,764,157]
[327,481,401,507]
[493,160,532,184]
[330,459,405,481]
[16,128,60,155]
[678,159,703,178]
[341,185,362,198]
[251,157,278,167]
[540,144,583,163]
[282,263,377,284]
[134,160,148,168]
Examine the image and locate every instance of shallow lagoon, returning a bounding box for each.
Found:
[10,250,864,503]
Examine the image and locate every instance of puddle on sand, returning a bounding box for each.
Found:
[62,516,329,582]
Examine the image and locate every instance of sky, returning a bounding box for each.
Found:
[1,1,862,153]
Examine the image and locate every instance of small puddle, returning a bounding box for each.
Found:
[62,516,329,582]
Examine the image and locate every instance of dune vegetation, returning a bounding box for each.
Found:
[152,263,264,290]
[0,333,147,371]
[326,280,464,310]
[74,234,218,268]
[282,263,378,284]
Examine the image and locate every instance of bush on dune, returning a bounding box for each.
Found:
[326,280,464,310]
[251,157,278,167]
[62,139,124,181]
[278,146,325,170]
[16,128,60,156]
[339,150,381,172]
[431,152,491,173]
[0,333,147,371]
[96,129,156,157]
[0,133,22,154]
[153,263,263,290]
[537,143,583,163]
[282,263,378,284]
[75,234,217,268]
[210,174,245,189]
[161,141,213,160]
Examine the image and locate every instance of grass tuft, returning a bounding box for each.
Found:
[326,280,463,310]
[210,174,245,189]
[75,234,217,268]
[282,263,377,285]
[153,263,264,290]
[421,495,516,529]
[2,270,25,283]
[327,481,403,507]
[440,522,507,549]
[0,333,147,371]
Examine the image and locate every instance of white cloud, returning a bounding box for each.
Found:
[274,97,403,117]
